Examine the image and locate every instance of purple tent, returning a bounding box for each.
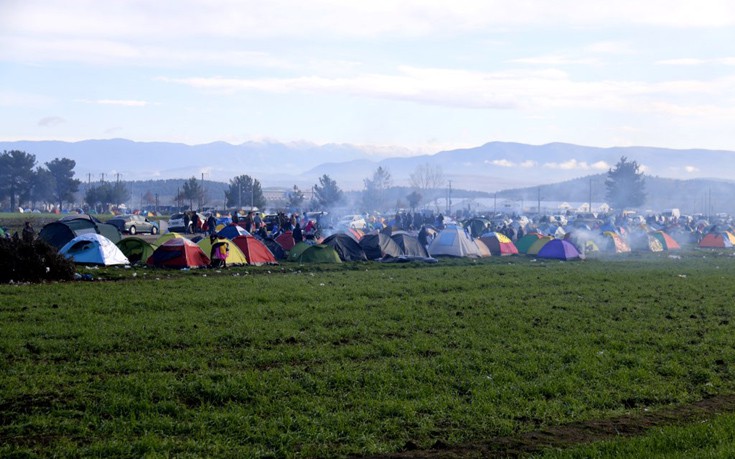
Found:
[536,239,581,260]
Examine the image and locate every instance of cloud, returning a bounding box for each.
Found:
[685,165,700,173]
[38,116,65,127]
[544,159,610,170]
[485,159,538,168]
[656,57,735,66]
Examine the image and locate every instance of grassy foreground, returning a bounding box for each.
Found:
[2,253,735,457]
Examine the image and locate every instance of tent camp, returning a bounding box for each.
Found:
[232,235,277,265]
[536,239,582,261]
[147,237,210,268]
[322,233,368,261]
[479,232,519,256]
[60,233,129,266]
[197,237,248,266]
[390,232,429,258]
[515,233,543,254]
[39,218,122,249]
[217,224,251,240]
[359,233,403,260]
[429,226,483,258]
[464,218,491,238]
[116,237,156,265]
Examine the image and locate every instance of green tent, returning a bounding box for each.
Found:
[514,233,543,254]
[293,244,342,263]
[287,242,312,262]
[116,237,157,265]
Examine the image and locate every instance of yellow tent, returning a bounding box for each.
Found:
[155,232,185,246]
[527,236,554,256]
[197,237,248,266]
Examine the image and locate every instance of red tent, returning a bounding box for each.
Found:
[146,237,210,268]
[275,231,295,251]
[232,235,277,265]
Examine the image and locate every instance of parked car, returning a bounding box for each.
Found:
[337,214,367,230]
[168,212,205,233]
[107,215,159,235]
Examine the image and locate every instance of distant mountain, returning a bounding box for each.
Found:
[3,139,734,194]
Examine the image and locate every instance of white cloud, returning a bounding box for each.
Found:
[544,159,610,170]
[656,57,735,66]
[685,165,699,173]
[489,159,514,167]
[520,160,537,168]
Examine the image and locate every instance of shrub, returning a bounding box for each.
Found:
[0,237,76,283]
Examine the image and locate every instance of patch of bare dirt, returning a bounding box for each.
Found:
[361,394,735,458]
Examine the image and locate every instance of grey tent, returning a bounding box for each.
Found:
[39,217,121,249]
[359,233,403,260]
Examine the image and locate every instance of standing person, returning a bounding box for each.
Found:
[22,221,35,243]
[191,213,200,234]
[293,222,303,243]
[231,209,239,224]
[210,235,229,268]
[183,212,190,233]
[207,214,217,236]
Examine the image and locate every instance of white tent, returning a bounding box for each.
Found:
[429,225,483,258]
[60,233,130,266]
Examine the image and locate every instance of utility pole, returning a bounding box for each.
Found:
[537,186,541,214]
[101,173,105,183]
[494,193,497,214]
[239,182,242,210]
[589,178,593,214]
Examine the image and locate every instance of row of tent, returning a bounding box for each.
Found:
[46,219,735,268]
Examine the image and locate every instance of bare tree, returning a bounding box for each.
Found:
[409,163,445,209]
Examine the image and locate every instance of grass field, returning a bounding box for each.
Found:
[2,252,735,457]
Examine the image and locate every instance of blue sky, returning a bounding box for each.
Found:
[2,0,735,157]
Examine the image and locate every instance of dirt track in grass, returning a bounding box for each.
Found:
[363,394,735,458]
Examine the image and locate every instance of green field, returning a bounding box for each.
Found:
[2,253,735,457]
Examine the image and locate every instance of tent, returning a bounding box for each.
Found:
[650,231,681,251]
[359,233,403,260]
[197,237,248,266]
[479,232,519,256]
[39,218,122,249]
[147,237,210,268]
[155,232,185,246]
[515,233,543,254]
[290,244,342,263]
[428,226,483,258]
[536,239,582,261]
[322,233,368,261]
[116,237,156,265]
[262,237,287,260]
[391,232,429,258]
[473,239,492,258]
[275,231,296,251]
[603,231,631,253]
[60,233,129,266]
[287,242,312,262]
[464,218,491,238]
[526,236,554,256]
[232,235,277,265]
[217,224,251,240]
[699,232,735,248]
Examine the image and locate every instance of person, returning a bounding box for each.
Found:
[210,235,229,268]
[231,209,239,224]
[207,214,217,236]
[183,212,190,233]
[22,221,35,243]
[191,213,200,234]
[293,222,303,243]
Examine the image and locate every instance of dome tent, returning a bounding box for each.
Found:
[147,237,210,268]
[60,233,129,266]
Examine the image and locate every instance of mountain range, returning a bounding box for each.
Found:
[1,139,733,194]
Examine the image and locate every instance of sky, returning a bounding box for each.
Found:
[2,0,735,157]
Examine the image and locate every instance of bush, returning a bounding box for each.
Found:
[0,238,76,283]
